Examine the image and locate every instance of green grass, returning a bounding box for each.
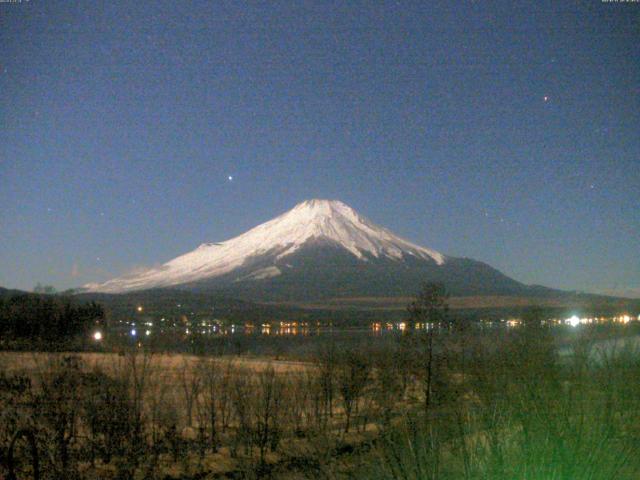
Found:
[359,334,640,480]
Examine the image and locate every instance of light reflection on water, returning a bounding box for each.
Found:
[115,314,638,338]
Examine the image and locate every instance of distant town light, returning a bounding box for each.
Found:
[131,328,137,336]
[567,315,580,327]
[136,305,143,312]
[145,329,151,336]
[93,331,103,341]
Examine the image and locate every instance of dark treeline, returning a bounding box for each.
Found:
[77,286,640,329]
[0,292,104,343]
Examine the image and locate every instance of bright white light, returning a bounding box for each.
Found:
[145,329,151,336]
[228,175,233,181]
[93,331,103,341]
[567,315,580,327]
[131,328,137,336]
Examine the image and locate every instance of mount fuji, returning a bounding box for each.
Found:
[84,199,550,301]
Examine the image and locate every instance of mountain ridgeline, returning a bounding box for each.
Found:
[84,199,557,301]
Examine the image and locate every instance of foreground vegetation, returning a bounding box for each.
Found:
[0,326,639,479]
[1,284,639,479]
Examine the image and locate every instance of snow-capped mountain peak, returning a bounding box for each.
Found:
[265,199,444,262]
[84,199,445,293]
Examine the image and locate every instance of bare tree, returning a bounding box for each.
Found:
[286,372,312,436]
[111,349,155,478]
[303,367,327,433]
[196,358,222,452]
[336,351,371,433]
[316,341,338,427]
[253,365,286,464]
[218,359,235,433]
[372,345,405,429]
[407,282,449,418]
[179,358,201,428]
[229,368,254,458]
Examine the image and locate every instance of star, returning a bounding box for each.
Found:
[228,175,233,181]
[543,95,550,102]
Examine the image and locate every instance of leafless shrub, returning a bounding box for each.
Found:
[79,368,132,465]
[253,365,286,463]
[195,358,223,452]
[0,369,34,479]
[179,357,201,429]
[229,366,254,458]
[108,349,155,478]
[316,342,338,428]
[285,371,313,437]
[32,355,85,479]
[336,350,371,433]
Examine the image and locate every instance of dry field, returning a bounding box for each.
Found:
[0,351,311,376]
[0,348,397,479]
[3,328,638,479]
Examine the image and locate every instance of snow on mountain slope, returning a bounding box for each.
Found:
[84,199,445,293]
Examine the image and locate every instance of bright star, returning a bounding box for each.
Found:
[228,175,233,181]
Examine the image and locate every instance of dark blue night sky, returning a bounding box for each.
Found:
[1,1,638,296]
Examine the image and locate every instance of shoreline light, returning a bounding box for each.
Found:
[567,315,580,327]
